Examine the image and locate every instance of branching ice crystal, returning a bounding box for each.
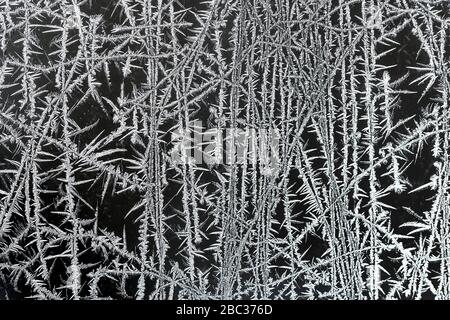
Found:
[0,0,450,300]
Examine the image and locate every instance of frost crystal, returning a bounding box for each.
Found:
[0,0,450,300]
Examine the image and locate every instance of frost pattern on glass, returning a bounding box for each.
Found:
[0,0,450,300]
